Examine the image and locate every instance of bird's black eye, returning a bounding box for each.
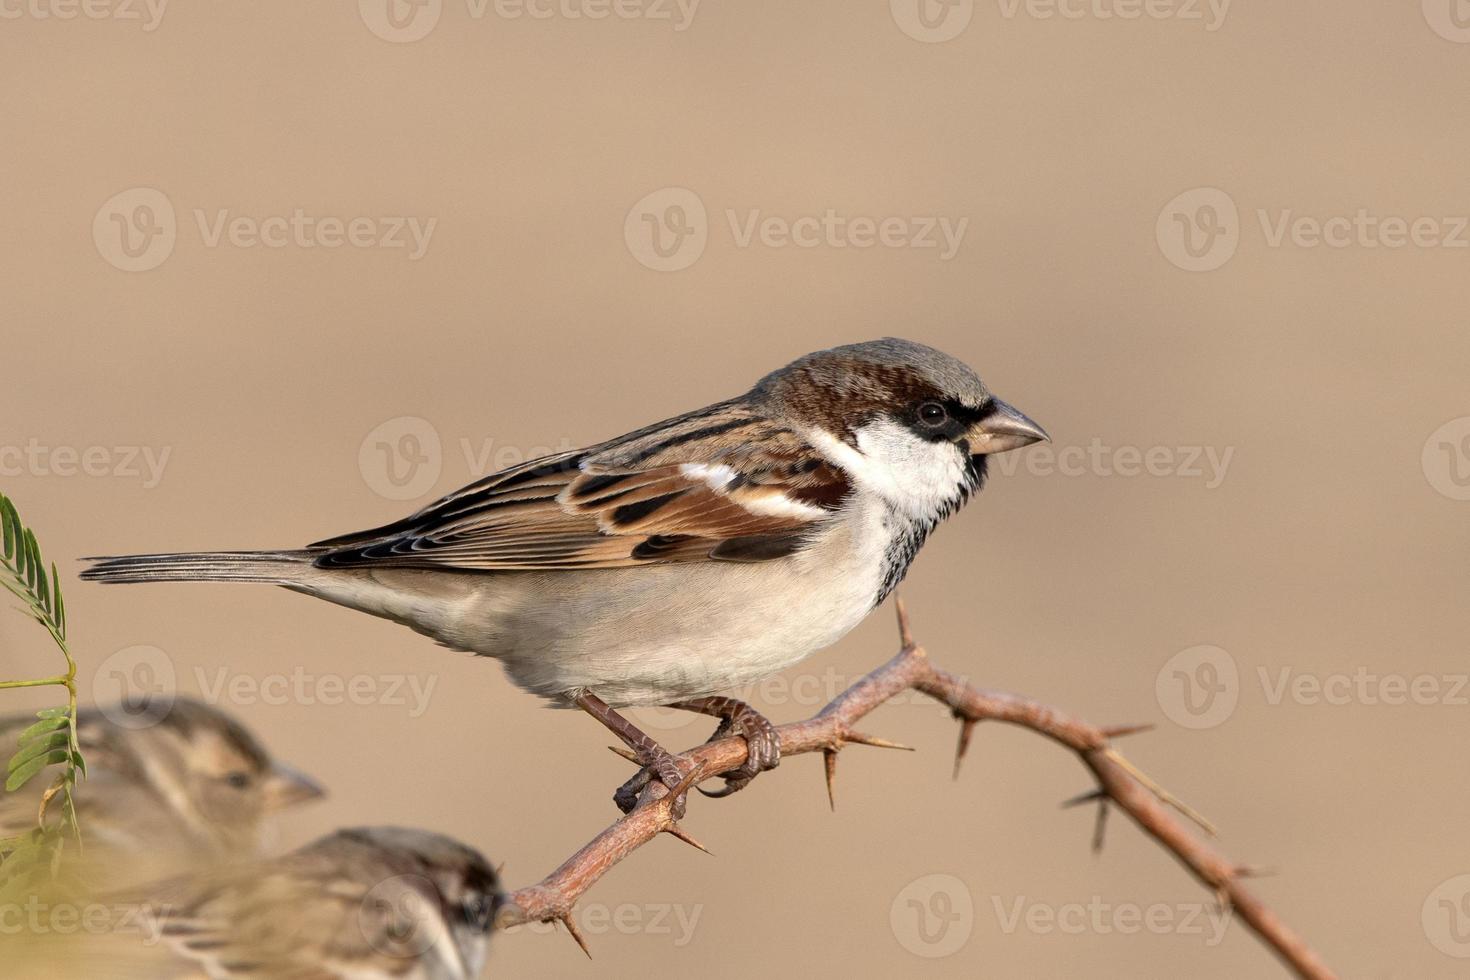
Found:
[917,402,948,426]
[224,771,252,790]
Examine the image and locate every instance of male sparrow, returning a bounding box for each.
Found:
[0,697,323,879]
[82,338,1046,811]
[128,826,502,980]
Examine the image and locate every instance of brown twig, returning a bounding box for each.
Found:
[500,601,1337,979]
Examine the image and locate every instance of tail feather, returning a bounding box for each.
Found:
[80,551,315,585]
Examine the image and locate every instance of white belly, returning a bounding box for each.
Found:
[299,498,902,707]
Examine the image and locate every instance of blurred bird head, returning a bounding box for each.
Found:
[78,696,326,855]
[0,696,325,868]
[140,826,502,980]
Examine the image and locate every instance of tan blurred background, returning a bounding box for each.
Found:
[2,1,1468,976]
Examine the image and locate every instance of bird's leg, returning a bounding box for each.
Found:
[572,692,693,816]
[667,696,781,798]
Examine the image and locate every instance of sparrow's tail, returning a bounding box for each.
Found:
[80,550,316,585]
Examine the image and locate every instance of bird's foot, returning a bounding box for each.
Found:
[672,697,781,799]
[573,691,699,818]
[613,745,697,818]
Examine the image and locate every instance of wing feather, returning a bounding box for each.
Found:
[310,406,850,572]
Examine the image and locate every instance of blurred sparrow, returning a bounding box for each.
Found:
[82,338,1046,811]
[0,697,323,875]
[139,826,502,980]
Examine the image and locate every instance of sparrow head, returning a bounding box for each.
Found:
[78,696,325,854]
[128,826,501,980]
[752,337,1047,516]
[327,827,503,979]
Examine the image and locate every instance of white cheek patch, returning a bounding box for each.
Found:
[808,421,966,519]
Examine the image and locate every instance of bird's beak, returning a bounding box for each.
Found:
[261,763,326,811]
[967,398,1049,455]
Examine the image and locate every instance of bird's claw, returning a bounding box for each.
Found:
[698,705,781,798]
[613,748,696,818]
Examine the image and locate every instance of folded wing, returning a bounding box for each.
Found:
[309,405,850,571]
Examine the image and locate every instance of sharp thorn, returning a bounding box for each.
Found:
[1101,723,1155,740]
[952,718,978,780]
[1060,788,1107,809]
[607,745,639,763]
[823,748,838,811]
[663,824,713,855]
[1091,798,1109,855]
[1234,864,1278,879]
[665,763,703,803]
[1214,886,1233,915]
[559,913,592,959]
[845,731,914,751]
[1102,748,1219,837]
[894,595,915,649]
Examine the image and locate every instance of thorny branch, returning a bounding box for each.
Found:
[499,600,1337,980]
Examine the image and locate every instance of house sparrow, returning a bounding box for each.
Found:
[134,826,502,980]
[81,338,1046,811]
[0,697,323,878]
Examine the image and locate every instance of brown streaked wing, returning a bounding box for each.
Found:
[309,406,850,571]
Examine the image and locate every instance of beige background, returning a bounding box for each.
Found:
[3,1,1469,976]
